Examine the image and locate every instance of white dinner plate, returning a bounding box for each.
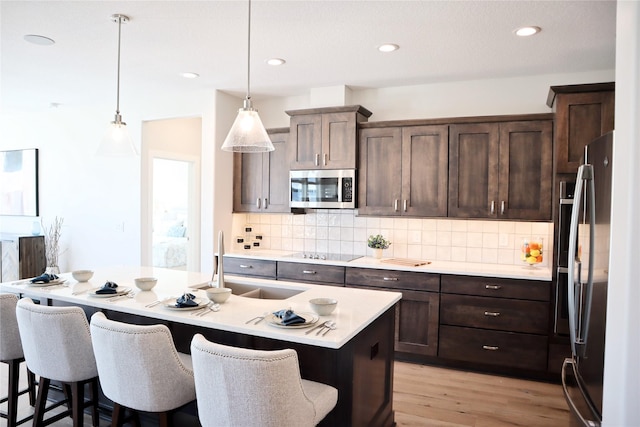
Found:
[27,279,67,287]
[163,297,205,311]
[89,286,131,298]
[266,312,319,329]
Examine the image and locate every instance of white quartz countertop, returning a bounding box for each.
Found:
[0,267,401,350]
[225,250,553,281]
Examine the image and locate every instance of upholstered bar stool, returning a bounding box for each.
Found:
[89,312,196,427]
[0,293,37,427]
[15,298,100,427]
[190,334,338,427]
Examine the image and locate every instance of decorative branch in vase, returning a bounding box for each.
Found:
[368,234,391,259]
[44,216,64,274]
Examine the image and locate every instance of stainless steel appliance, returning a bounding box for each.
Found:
[554,180,575,336]
[562,131,613,426]
[289,169,355,209]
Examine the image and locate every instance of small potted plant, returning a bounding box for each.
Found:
[368,234,391,259]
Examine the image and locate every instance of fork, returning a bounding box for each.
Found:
[195,303,220,317]
[107,290,133,303]
[190,302,213,316]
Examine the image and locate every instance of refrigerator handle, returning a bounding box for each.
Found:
[579,171,597,355]
[568,164,590,357]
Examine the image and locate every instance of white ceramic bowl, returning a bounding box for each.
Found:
[134,277,158,291]
[72,270,94,282]
[309,298,338,315]
[206,287,232,304]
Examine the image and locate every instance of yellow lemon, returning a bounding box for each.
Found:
[530,249,540,257]
[526,256,538,264]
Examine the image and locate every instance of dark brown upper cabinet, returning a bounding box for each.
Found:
[233,128,292,213]
[449,120,553,220]
[287,105,372,170]
[548,82,615,174]
[358,125,449,217]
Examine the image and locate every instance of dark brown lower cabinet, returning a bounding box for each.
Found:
[439,325,548,371]
[346,267,440,358]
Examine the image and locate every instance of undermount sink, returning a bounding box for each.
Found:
[222,281,304,300]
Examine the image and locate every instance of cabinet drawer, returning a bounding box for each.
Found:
[440,294,549,334]
[223,257,276,279]
[439,325,548,371]
[277,262,345,285]
[441,275,549,301]
[346,267,440,292]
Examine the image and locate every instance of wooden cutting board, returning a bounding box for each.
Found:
[380,258,431,267]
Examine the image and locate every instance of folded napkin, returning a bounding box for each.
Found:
[175,293,198,308]
[273,309,306,326]
[31,273,59,284]
[95,281,119,294]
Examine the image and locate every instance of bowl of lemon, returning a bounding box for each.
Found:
[521,238,544,267]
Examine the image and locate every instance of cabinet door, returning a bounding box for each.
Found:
[395,289,440,356]
[358,127,403,215]
[233,151,264,212]
[263,130,291,213]
[402,125,449,217]
[498,120,553,220]
[448,123,499,218]
[322,112,358,169]
[290,114,323,169]
[555,91,614,174]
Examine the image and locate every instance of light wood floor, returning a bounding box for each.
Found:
[393,361,570,426]
[2,361,570,426]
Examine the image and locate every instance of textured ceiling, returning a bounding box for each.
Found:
[0,0,616,111]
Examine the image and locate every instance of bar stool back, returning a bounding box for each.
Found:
[15,298,99,426]
[0,293,37,427]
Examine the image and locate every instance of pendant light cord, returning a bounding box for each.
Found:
[116,15,123,116]
[246,0,251,101]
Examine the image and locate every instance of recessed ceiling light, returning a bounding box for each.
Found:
[515,26,541,37]
[180,72,199,79]
[23,34,55,46]
[377,43,399,53]
[266,58,286,66]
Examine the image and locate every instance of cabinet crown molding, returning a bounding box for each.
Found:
[285,104,373,118]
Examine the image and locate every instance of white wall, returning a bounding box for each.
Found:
[602,1,640,425]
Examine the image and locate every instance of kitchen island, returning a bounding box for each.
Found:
[0,267,401,427]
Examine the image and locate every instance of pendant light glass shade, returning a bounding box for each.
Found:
[97,14,137,156]
[221,0,274,153]
[222,99,273,152]
[97,114,137,156]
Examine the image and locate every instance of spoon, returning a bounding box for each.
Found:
[306,320,331,335]
[315,320,334,336]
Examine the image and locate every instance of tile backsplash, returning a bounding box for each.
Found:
[231,211,554,267]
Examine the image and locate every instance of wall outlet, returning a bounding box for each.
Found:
[499,233,509,247]
[113,222,125,233]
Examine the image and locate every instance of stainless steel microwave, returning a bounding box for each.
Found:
[289,169,356,209]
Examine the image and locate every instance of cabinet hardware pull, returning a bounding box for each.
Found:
[239,264,252,269]
[501,200,505,215]
[256,198,261,209]
[383,277,398,281]
[264,198,268,209]
[394,199,399,211]
[315,153,320,166]
[482,345,499,351]
[323,153,327,166]
[302,270,316,274]
[485,284,501,290]
[484,311,501,317]
[403,200,407,212]
[490,200,495,214]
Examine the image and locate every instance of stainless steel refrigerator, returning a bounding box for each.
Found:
[562,131,613,426]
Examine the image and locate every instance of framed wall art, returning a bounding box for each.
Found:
[0,148,39,216]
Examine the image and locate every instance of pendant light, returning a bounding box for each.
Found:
[221,0,274,153]
[97,14,137,156]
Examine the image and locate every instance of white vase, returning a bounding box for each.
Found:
[373,248,383,259]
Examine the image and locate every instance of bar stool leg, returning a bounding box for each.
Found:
[6,359,20,427]
[70,381,85,426]
[90,378,100,427]
[34,377,51,426]
[27,368,37,406]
